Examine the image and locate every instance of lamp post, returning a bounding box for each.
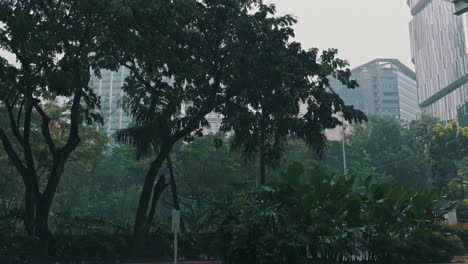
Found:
[342,117,348,176]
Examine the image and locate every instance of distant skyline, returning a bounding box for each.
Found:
[265,0,414,69]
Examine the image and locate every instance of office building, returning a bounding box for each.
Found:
[203,113,223,134]
[408,0,468,121]
[90,66,130,135]
[451,0,468,15]
[332,59,420,122]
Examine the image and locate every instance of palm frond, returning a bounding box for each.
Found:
[114,125,160,159]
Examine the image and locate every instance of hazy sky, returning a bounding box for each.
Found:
[265,0,414,69]
[2,1,413,69]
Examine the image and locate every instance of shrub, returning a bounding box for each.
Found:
[206,163,462,264]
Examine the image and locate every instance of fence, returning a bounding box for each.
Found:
[434,211,468,226]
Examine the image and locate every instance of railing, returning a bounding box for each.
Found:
[434,211,448,225]
[433,211,468,226]
[457,212,468,225]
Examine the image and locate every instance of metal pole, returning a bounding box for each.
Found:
[342,117,348,176]
[174,231,178,264]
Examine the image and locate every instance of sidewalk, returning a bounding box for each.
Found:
[433,256,468,263]
[126,261,223,264]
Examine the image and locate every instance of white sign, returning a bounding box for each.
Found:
[172,209,181,233]
[446,210,458,225]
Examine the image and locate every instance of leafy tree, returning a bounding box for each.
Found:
[282,139,375,180]
[99,0,349,249]
[207,184,303,264]
[220,6,366,185]
[0,0,104,252]
[349,116,434,189]
[0,110,23,217]
[402,115,439,189]
[431,121,468,199]
[57,144,149,227]
[165,135,249,230]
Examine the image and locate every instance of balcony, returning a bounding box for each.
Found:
[450,0,468,15]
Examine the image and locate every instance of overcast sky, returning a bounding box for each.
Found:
[2,1,413,69]
[265,0,414,69]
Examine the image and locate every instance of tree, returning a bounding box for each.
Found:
[166,135,248,230]
[349,117,433,189]
[0,0,104,253]
[220,5,366,185]
[98,0,318,250]
[57,144,151,226]
[431,121,468,198]
[0,106,23,218]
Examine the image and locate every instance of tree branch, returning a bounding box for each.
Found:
[16,99,24,133]
[0,128,27,177]
[173,37,225,141]
[22,93,36,173]
[33,101,58,156]
[62,91,82,156]
[7,106,25,145]
[145,174,168,226]
[115,55,155,92]
[41,91,82,205]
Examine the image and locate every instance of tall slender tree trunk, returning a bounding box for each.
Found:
[134,174,168,253]
[24,186,36,236]
[36,203,52,255]
[23,190,55,255]
[34,160,69,255]
[167,155,185,232]
[133,145,172,253]
[259,122,266,186]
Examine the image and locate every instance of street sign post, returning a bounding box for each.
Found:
[172,210,181,264]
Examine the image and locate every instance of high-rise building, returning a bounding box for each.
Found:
[203,113,223,135]
[408,0,468,121]
[451,0,468,15]
[332,59,420,122]
[91,66,130,135]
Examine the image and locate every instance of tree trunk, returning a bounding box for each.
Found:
[133,145,172,253]
[133,174,168,253]
[24,183,36,236]
[167,156,185,232]
[22,192,53,256]
[259,122,266,186]
[35,203,52,256]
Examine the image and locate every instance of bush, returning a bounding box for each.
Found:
[50,233,131,261]
[205,163,462,264]
[441,225,468,253]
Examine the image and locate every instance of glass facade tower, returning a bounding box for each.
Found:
[90,66,130,135]
[408,0,468,121]
[332,59,420,122]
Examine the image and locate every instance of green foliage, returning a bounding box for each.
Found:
[166,135,252,230]
[0,0,106,246]
[50,233,131,261]
[207,162,461,264]
[349,116,437,189]
[431,121,468,198]
[57,144,149,225]
[281,138,375,180]
[206,185,304,264]
[220,8,367,184]
[442,225,468,253]
[0,0,464,260]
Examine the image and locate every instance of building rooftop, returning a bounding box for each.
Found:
[352,59,416,80]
